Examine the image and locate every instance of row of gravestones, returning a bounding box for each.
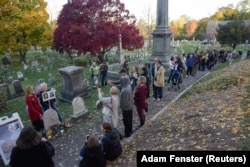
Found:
[124,52,146,61]
[41,96,89,131]
[0,74,57,101]
[28,60,54,73]
[0,80,24,100]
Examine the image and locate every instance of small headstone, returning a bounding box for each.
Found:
[0,83,12,99]
[43,66,48,71]
[48,78,56,86]
[2,57,10,66]
[17,71,24,81]
[43,109,61,131]
[36,67,41,72]
[72,97,89,119]
[8,76,14,83]
[23,64,29,70]
[31,60,39,67]
[12,80,24,96]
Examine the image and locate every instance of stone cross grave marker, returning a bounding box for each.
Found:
[43,108,61,131]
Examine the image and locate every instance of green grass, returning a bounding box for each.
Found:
[0,50,148,124]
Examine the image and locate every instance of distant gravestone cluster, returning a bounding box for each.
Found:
[124,52,146,62]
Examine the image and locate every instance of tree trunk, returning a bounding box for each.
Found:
[19,50,27,63]
[97,55,104,64]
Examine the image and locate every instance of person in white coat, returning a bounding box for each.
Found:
[98,86,120,128]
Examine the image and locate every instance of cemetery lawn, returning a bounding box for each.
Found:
[0,52,109,125]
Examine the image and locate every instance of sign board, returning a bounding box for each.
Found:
[42,90,56,102]
[0,113,24,166]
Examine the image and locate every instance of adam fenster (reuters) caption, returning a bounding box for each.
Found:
[137,151,249,167]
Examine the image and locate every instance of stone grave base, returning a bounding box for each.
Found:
[71,110,89,120]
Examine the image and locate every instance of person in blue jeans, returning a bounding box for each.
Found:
[99,61,108,87]
[167,56,176,83]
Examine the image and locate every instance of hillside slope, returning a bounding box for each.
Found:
[111,59,250,166]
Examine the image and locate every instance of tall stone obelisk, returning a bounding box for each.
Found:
[151,0,172,63]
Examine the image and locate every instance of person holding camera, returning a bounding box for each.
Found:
[78,136,105,167]
[100,122,122,162]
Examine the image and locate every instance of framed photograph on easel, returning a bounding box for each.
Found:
[42,90,56,102]
[0,113,24,166]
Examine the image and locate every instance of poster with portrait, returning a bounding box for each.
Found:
[0,112,24,166]
[42,90,56,102]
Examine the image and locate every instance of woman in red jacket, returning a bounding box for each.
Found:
[25,86,44,131]
[134,76,148,128]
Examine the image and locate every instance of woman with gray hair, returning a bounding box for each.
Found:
[97,86,120,128]
[38,82,63,123]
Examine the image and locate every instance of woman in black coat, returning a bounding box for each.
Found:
[10,125,55,167]
[101,122,122,161]
[78,136,105,167]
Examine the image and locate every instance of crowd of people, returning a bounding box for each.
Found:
[9,49,234,167]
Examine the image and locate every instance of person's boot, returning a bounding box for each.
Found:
[140,118,145,127]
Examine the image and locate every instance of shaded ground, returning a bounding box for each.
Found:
[2,60,249,167]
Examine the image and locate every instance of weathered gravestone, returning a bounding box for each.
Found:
[23,64,29,70]
[12,80,24,97]
[58,66,89,103]
[2,57,10,66]
[72,97,89,120]
[31,60,39,67]
[0,84,11,112]
[36,67,41,73]
[43,109,61,131]
[17,71,24,81]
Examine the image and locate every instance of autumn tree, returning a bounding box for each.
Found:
[0,0,52,63]
[184,20,198,37]
[169,15,190,39]
[216,20,250,49]
[54,0,144,62]
[193,17,209,40]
